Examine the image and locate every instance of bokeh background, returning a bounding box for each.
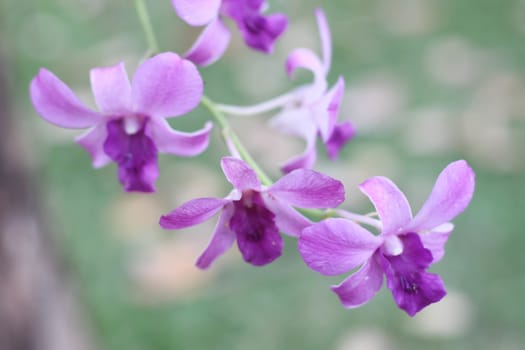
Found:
[1,0,525,349]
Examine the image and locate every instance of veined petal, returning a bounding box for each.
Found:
[30,68,100,128]
[196,204,236,269]
[132,52,203,118]
[103,119,158,192]
[160,197,230,229]
[262,194,312,237]
[409,160,475,231]
[359,176,413,235]
[172,0,221,26]
[269,169,345,208]
[220,157,261,191]
[382,233,446,316]
[185,18,231,67]
[75,123,111,168]
[286,48,325,86]
[299,218,382,276]
[331,256,384,308]
[383,256,447,316]
[231,193,283,266]
[315,8,332,74]
[149,118,212,156]
[90,62,132,115]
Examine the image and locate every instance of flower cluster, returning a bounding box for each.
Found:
[29,1,476,317]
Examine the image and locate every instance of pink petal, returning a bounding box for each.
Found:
[331,255,384,308]
[325,121,355,160]
[172,0,221,26]
[262,194,311,237]
[30,68,100,128]
[148,118,212,156]
[280,143,317,174]
[269,169,345,208]
[220,157,261,191]
[196,205,236,269]
[299,218,382,276]
[315,8,332,74]
[285,48,325,86]
[359,176,413,235]
[270,106,317,140]
[409,160,476,231]
[90,62,132,115]
[312,76,345,142]
[184,18,231,66]
[159,197,229,229]
[419,223,454,263]
[131,52,203,118]
[74,123,111,168]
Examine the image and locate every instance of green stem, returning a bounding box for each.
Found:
[134,0,160,55]
[201,95,273,187]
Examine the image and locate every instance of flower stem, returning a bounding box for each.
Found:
[201,95,273,187]
[334,209,382,229]
[134,0,160,56]
[215,91,296,116]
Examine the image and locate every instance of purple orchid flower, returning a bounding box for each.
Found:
[270,8,355,173]
[172,0,287,66]
[30,52,212,192]
[160,156,344,268]
[298,160,475,316]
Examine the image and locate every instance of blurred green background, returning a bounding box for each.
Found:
[2,0,525,349]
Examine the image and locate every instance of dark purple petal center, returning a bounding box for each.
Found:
[382,233,446,316]
[229,190,283,266]
[103,117,158,192]
[243,16,266,34]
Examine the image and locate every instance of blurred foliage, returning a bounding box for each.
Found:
[2,0,525,349]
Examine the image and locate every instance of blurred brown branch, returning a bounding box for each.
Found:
[0,50,96,350]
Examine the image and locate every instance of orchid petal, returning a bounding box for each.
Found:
[315,8,332,74]
[184,18,231,67]
[196,205,236,269]
[132,52,203,118]
[149,118,212,156]
[262,195,311,237]
[238,13,288,53]
[281,142,317,174]
[325,121,355,160]
[299,218,382,276]
[359,176,413,235]
[285,48,325,85]
[103,119,158,192]
[419,223,454,263]
[270,106,317,140]
[171,0,221,26]
[159,197,229,229]
[409,160,475,231]
[231,194,283,266]
[270,169,345,208]
[382,233,446,316]
[312,77,345,142]
[30,68,100,128]
[90,62,131,115]
[75,123,111,168]
[331,256,384,308]
[220,157,261,191]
